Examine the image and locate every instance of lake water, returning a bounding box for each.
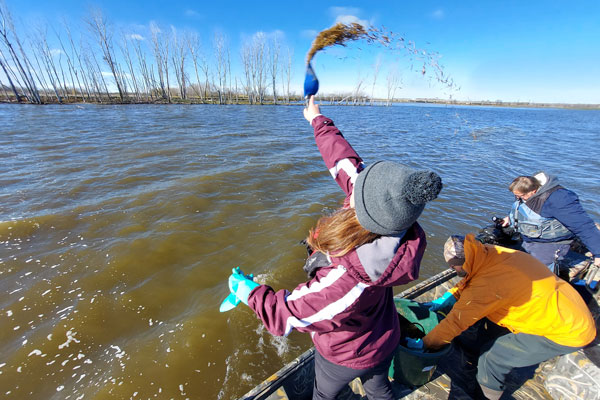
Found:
[1,103,599,399]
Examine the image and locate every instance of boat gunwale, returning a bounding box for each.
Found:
[238,268,458,400]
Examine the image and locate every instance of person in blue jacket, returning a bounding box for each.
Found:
[501,172,600,270]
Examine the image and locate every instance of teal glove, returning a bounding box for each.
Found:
[423,291,456,313]
[219,267,259,312]
[229,267,259,305]
[405,337,424,350]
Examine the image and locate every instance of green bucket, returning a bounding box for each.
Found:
[388,298,452,387]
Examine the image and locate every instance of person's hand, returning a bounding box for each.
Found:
[405,337,424,350]
[501,216,510,227]
[303,96,321,124]
[228,267,259,305]
[422,291,457,313]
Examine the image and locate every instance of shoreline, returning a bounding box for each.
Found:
[1,97,598,110]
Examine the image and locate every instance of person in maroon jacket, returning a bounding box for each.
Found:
[226,96,442,400]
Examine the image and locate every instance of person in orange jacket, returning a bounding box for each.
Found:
[409,234,596,400]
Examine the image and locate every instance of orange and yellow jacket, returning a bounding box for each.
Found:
[423,234,596,349]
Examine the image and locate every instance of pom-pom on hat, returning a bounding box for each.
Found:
[354,161,442,235]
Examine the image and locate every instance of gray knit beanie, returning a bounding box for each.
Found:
[354,161,442,235]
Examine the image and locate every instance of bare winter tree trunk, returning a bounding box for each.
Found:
[269,35,280,104]
[133,39,154,101]
[188,32,204,102]
[213,32,229,104]
[0,48,20,101]
[64,22,92,101]
[252,32,267,104]
[353,75,365,105]
[370,57,381,106]
[120,34,142,102]
[86,9,125,102]
[170,27,187,100]
[32,26,65,103]
[240,44,253,104]
[386,67,401,106]
[0,3,41,103]
[150,22,170,102]
[281,46,292,104]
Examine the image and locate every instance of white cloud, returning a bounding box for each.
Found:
[50,49,63,57]
[431,9,445,20]
[329,6,369,27]
[334,14,369,27]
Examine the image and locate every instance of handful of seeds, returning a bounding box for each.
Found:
[306,22,380,63]
[305,22,456,90]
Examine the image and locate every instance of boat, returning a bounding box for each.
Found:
[239,225,600,400]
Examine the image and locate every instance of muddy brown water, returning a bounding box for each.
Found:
[1,103,598,399]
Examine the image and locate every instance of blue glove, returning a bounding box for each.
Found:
[423,291,457,312]
[219,267,259,312]
[405,337,424,350]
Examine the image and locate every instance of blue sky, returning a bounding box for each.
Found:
[6,1,600,103]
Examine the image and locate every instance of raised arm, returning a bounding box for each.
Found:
[303,96,365,198]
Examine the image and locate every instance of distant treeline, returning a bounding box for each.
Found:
[0,3,409,106]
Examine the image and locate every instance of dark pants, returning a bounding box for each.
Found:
[312,350,394,400]
[456,319,582,392]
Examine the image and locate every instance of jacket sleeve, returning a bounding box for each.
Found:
[247,266,364,337]
[311,115,365,197]
[542,189,600,257]
[422,285,502,349]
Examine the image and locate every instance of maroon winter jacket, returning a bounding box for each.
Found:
[248,115,426,369]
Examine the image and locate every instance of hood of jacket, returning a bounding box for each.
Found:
[332,222,426,287]
[525,172,563,213]
[531,171,561,197]
[460,234,488,283]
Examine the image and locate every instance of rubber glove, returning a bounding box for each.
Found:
[219,267,259,312]
[229,267,259,305]
[405,338,424,350]
[422,291,457,312]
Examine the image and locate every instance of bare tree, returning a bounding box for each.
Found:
[132,37,154,101]
[170,27,188,100]
[281,46,293,104]
[31,25,64,102]
[86,8,126,101]
[0,1,41,103]
[268,34,280,104]
[63,21,93,101]
[120,32,142,101]
[213,31,229,104]
[0,46,19,101]
[370,56,381,105]
[150,21,170,101]
[187,32,205,102]
[352,73,365,105]
[386,66,401,106]
[53,24,82,98]
[252,32,267,104]
[240,43,253,104]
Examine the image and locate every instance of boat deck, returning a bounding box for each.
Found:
[242,267,600,400]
